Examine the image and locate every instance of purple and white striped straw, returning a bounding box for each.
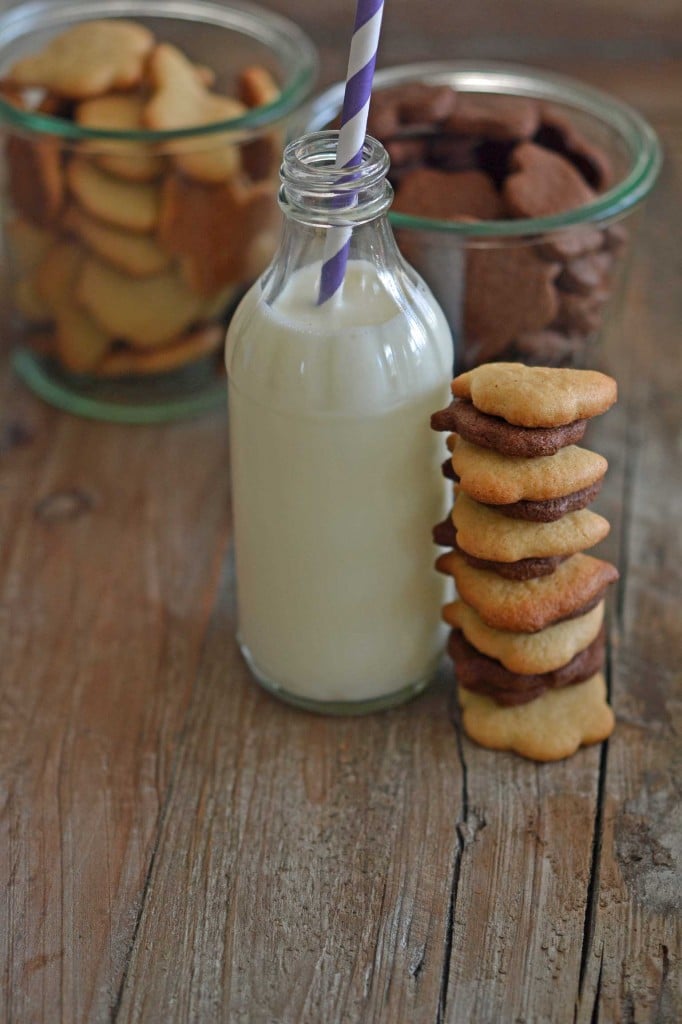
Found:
[317,0,385,305]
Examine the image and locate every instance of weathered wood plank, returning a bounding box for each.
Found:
[442,744,602,1021]
[112,568,463,1023]
[0,381,231,1022]
[575,120,682,1024]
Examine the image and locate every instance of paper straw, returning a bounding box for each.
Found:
[317,0,385,305]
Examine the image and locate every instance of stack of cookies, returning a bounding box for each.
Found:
[431,363,619,761]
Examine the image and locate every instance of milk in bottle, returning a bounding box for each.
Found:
[226,133,453,712]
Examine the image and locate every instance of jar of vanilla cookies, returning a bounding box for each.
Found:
[307,62,662,373]
[0,0,316,421]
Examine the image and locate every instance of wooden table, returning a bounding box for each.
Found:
[2,2,681,1021]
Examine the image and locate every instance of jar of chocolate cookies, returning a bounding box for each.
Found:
[0,0,316,421]
[307,62,661,373]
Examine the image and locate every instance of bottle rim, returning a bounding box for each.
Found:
[0,0,318,141]
[279,131,393,227]
[304,60,663,238]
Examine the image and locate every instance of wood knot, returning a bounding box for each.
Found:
[34,488,94,522]
[0,420,34,454]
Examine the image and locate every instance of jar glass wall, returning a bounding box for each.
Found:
[305,62,661,373]
[0,0,317,422]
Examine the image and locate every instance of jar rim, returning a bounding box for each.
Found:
[0,0,318,141]
[305,60,663,237]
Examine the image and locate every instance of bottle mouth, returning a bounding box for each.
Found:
[279,131,392,226]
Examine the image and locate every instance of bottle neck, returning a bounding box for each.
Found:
[278,131,394,228]
[257,131,406,306]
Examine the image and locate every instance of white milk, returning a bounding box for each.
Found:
[226,259,453,705]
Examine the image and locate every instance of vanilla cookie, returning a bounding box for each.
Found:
[442,598,605,674]
[450,437,607,505]
[435,550,619,632]
[459,672,614,761]
[158,172,278,296]
[76,93,164,182]
[144,43,245,183]
[451,363,617,427]
[36,242,111,372]
[63,205,171,277]
[67,158,161,234]
[75,258,204,348]
[237,65,283,182]
[452,491,609,562]
[6,20,154,99]
[96,323,223,376]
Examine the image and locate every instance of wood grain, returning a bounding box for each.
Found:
[1,2,681,1021]
[0,380,231,1022]
[113,604,463,1023]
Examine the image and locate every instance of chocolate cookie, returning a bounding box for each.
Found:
[503,142,596,218]
[431,399,588,457]
[446,530,569,580]
[490,477,603,521]
[393,168,504,221]
[444,94,540,141]
[448,624,606,705]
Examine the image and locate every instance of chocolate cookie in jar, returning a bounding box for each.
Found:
[226,132,454,713]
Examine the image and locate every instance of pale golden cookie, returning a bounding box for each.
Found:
[6,20,154,99]
[67,158,161,234]
[237,65,281,108]
[76,94,164,182]
[443,599,605,674]
[459,672,614,761]
[144,43,245,183]
[452,363,618,427]
[237,66,283,182]
[450,437,608,504]
[36,242,111,372]
[96,323,223,376]
[76,259,204,348]
[158,172,279,296]
[452,490,609,561]
[63,205,171,277]
[436,550,619,632]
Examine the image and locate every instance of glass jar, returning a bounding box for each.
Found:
[305,62,662,373]
[0,0,317,423]
[226,132,454,714]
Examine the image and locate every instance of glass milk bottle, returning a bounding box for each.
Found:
[226,131,453,714]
